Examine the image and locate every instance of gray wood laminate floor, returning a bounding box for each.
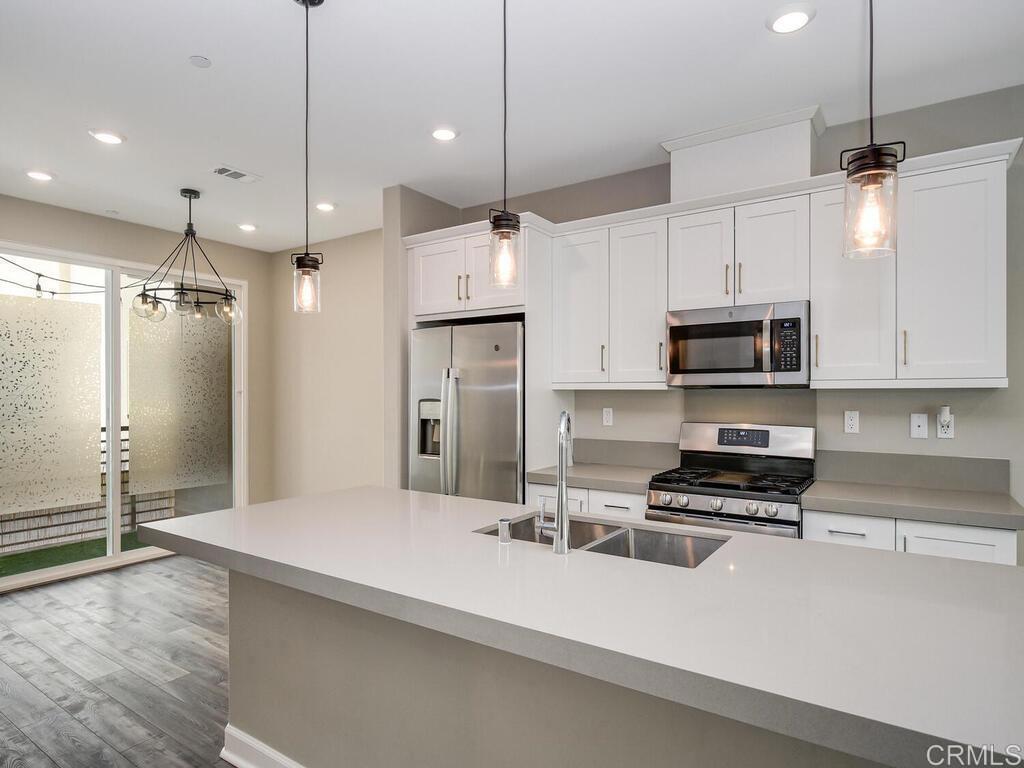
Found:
[0,556,232,767]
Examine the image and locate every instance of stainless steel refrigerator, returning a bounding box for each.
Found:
[409,321,523,503]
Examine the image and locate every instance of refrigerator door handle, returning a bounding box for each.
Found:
[439,368,450,495]
[447,368,460,495]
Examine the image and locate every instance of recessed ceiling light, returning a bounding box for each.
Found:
[315,202,335,212]
[89,130,125,145]
[26,170,53,181]
[432,128,458,142]
[238,223,257,232]
[105,209,120,216]
[768,6,814,33]
[189,55,213,69]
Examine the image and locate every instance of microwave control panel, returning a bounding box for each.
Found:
[773,319,802,372]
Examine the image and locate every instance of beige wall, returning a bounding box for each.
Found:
[465,84,1024,502]
[269,229,385,499]
[0,194,276,504]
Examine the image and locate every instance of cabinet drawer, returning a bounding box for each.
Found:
[588,489,646,521]
[803,510,895,551]
[896,519,1017,565]
[527,483,588,515]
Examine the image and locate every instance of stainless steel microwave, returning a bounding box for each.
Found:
[665,301,809,388]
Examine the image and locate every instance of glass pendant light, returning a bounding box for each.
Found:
[840,0,906,260]
[488,0,520,289]
[171,287,193,315]
[291,0,325,313]
[215,293,243,326]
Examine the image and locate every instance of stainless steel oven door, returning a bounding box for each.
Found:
[665,301,809,387]
[646,508,800,538]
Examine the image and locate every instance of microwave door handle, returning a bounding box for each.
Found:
[762,319,771,373]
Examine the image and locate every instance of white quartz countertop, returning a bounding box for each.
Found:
[140,486,1024,767]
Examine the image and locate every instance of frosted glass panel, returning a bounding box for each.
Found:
[128,311,232,495]
[0,294,102,514]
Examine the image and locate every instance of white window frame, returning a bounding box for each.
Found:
[0,238,248,592]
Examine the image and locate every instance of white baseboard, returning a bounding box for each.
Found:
[221,723,308,768]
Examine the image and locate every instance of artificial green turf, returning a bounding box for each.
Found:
[0,531,145,578]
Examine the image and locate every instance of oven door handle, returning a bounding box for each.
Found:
[762,319,772,373]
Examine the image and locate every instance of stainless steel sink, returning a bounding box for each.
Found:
[482,516,621,548]
[583,527,725,569]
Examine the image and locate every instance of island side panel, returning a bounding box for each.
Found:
[226,571,883,768]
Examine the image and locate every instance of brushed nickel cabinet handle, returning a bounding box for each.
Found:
[902,330,908,366]
[600,344,606,372]
[457,274,462,301]
[658,341,664,371]
[738,262,743,294]
[815,334,820,368]
[465,273,471,301]
[724,263,730,295]
[827,528,866,537]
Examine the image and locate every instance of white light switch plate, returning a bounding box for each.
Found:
[844,410,860,434]
[937,414,955,439]
[910,413,929,439]
[602,408,614,427]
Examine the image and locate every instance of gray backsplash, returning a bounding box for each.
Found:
[573,439,678,469]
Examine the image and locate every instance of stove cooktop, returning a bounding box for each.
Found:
[650,467,814,497]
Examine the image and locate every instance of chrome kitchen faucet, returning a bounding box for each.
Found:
[537,410,572,554]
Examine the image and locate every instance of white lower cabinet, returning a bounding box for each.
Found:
[896,519,1017,565]
[803,510,895,551]
[804,510,1017,565]
[587,489,647,521]
[527,483,588,516]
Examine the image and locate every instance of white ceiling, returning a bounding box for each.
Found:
[1,0,1022,253]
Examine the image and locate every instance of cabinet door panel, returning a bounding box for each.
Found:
[897,163,1007,379]
[809,189,896,381]
[609,220,668,382]
[803,510,895,551]
[897,519,1016,565]
[588,489,646,521]
[668,209,734,310]
[527,483,588,515]
[412,239,466,315]
[552,230,610,382]
[465,233,524,311]
[735,196,809,306]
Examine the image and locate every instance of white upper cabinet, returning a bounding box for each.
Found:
[411,239,466,315]
[897,162,1007,380]
[464,233,525,311]
[552,230,610,383]
[734,196,809,306]
[668,209,734,310]
[810,189,896,381]
[609,220,668,382]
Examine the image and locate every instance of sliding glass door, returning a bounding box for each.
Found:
[0,249,239,582]
[0,254,107,577]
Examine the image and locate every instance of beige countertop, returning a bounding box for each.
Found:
[804,480,1024,530]
[526,463,668,495]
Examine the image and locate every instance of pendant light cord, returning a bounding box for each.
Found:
[304,0,310,254]
[868,0,874,145]
[502,0,508,212]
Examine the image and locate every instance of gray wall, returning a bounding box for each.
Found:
[459,85,1024,502]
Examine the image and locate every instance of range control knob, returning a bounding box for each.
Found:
[745,502,760,516]
[676,495,689,507]
[709,498,724,512]
[765,503,779,518]
[660,493,673,506]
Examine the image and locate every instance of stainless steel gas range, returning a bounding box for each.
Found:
[646,422,815,538]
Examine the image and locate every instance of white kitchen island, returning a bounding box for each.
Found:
[139,486,1024,768]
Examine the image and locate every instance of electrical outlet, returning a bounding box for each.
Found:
[844,410,860,434]
[937,414,955,439]
[602,407,614,427]
[910,413,929,439]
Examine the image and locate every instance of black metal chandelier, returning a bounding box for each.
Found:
[131,188,242,326]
